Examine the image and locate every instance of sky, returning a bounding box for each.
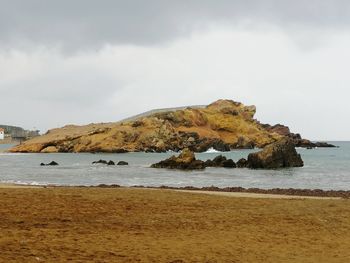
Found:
[0,0,349,140]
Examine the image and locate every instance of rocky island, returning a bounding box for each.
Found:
[9,99,334,153]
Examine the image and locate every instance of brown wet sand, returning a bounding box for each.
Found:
[1,187,350,263]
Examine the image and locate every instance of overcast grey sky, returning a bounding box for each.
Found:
[0,0,349,140]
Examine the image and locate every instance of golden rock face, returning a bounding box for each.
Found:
[9,99,284,153]
[40,146,59,153]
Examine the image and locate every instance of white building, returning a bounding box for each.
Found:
[0,128,4,140]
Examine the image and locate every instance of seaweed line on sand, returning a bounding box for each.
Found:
[93,184,350,199]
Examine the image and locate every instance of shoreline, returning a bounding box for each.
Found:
[146,185,350,198]
[1,182,349,199]
[172,189,341,199]
[5,142,340,153]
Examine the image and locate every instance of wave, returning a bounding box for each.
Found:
[0,152,29,156]
[0,180,49,186]
[204,147,221,153]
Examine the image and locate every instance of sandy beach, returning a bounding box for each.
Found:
[1,185,350,262]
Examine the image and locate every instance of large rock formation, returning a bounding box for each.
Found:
[9,99,334,153]
[247,138,304,169]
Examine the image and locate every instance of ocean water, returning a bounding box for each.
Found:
[0,142,349,190]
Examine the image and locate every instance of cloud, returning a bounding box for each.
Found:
[0,0,350,51]
[0,1,349,140]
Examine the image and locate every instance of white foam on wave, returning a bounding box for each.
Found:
[204,147,221,153]
[0,180,50,186]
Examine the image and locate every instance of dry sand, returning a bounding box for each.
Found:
[1,186,350,262]
[173,189,341,199]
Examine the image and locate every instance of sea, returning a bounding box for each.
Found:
[0,142,349,190]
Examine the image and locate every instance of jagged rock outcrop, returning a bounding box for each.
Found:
[9,99,335,153]
[247,138,304,169]
[151,148,206,170]
[262,124,336,148]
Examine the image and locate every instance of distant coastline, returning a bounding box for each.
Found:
[0,138,18,145]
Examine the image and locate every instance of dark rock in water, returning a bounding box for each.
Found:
[212,155,227,165]
[222,159,236,168]
[247,138,303,169]
[151,148,206,170]
[92,159,116,165]
[294,139,336,148]
[40,161,59,166]
[204,159,214,167]
[313,142,337,148]
[306,146,314,150]
[107,160,115,165]
[236,158,248,168]
[205,155,236,168]
[92,159,108,165]
[117,161,128,165]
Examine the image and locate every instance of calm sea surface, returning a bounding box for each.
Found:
[0,142,349,190]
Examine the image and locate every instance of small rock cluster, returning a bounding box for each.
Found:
[40,160,129,166]
[150,148,238,170]
[204,155,236,168]
[151,138,304,170]
[92,160,129,166]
